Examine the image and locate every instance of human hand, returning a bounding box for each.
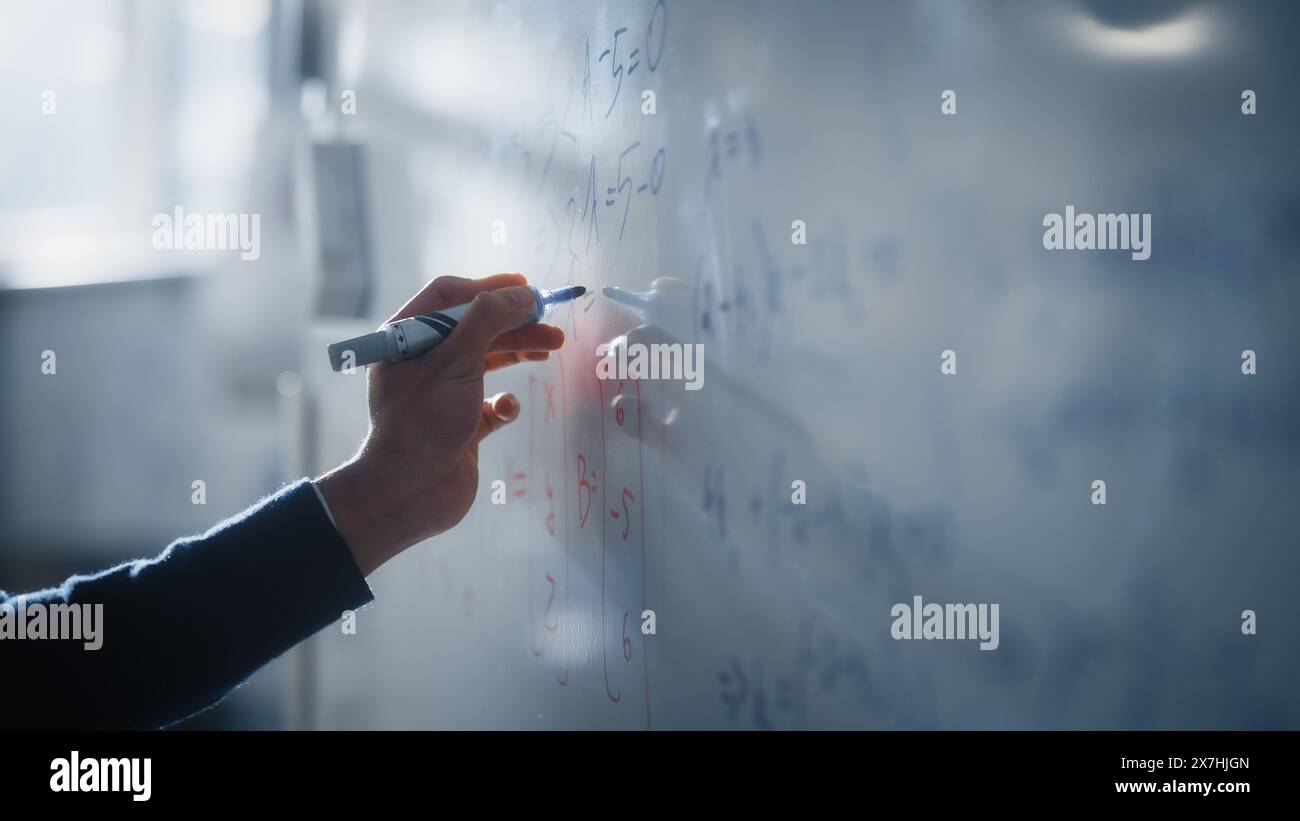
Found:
[317,273,564,575]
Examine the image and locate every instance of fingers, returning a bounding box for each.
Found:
[472,392,520,449]
[486,350,550,372]
[438,285,538,380]
[386,273,528,323]
[489,323,565,353]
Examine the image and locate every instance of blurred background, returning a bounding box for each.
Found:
[0,0,315,728]
[1,0,1297,729]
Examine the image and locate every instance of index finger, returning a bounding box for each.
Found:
[386,272,529,323]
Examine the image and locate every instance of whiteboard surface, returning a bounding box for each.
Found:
[301,0,1300,729]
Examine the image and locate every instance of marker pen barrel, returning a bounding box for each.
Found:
[327,285,584,371]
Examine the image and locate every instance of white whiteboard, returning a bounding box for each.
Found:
[298,0,1300,729]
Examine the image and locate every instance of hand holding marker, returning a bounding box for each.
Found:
[328,285,586,371]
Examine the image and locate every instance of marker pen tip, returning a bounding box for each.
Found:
[543,285,587,304]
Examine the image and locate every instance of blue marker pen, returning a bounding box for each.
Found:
[327,285,585,371]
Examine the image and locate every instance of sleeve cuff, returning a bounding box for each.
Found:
[310,479,340,530]
[270,479,375,617]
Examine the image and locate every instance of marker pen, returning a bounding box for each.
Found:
[328,285,585,371]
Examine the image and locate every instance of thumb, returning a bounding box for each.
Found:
[440,285,537,378]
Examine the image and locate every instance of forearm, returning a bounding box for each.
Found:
[0,479,372,730]
[316,453,420,577]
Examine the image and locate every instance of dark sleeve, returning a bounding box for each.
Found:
[0,479,374,730]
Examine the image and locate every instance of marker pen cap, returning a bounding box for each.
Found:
[328,330,391,371]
